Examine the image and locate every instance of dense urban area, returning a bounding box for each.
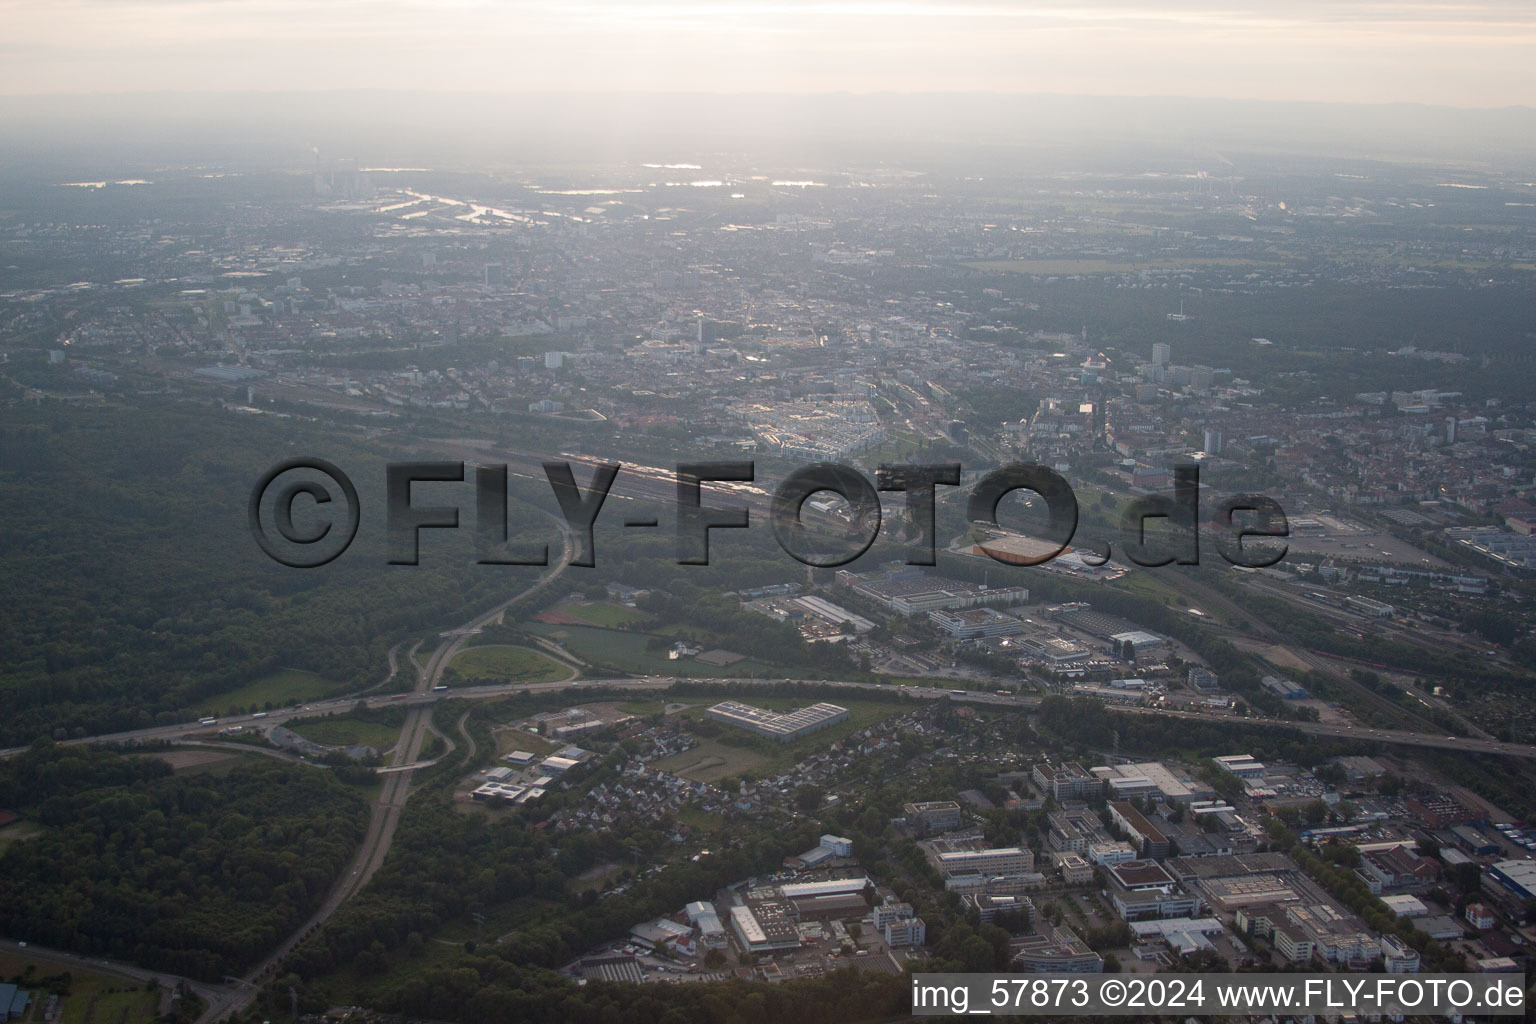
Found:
[4,129,1536,1024]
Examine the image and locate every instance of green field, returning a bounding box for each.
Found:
[0,952,161,1024]
[288,715,402,751]
[652,738,770,782]
[672,803,724,830]
[561,602,650,627]
[530,624,778,677]
[617,699,697,716]
[209,668,338,715]
[448,645,573,685]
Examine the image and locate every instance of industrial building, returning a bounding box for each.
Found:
[790,595,876,633]
[1091,761,1210,804]
[728,903,800,953]
[1018,634,1091,664]
[1110,630,1164,654]
[705,700,849,742]
[1486,859,1536,903]
[684,901,729,948]
[1130,917,1225,956]
[1260,676,1308,700]
[1214,754,1266,779]
[785,834,854,868]
[928,607,1024,639]
[836,566,1028,617]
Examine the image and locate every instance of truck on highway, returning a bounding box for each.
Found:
[432,685,449,692]
[198,717,217,725]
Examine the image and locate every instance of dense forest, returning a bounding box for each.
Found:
[0,400,560,745]
[0,742,365,979]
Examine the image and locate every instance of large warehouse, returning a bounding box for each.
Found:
[705,700,850,742]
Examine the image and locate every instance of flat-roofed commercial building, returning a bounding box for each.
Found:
[945,871,1048,895]
[706,700,849,742]
[1488,858,1536,901]
[1056,852,1094,885]
[1088,841,1139,867]
[1107,860,1201,921]
[779,877,870,900]
[1110,801,1172,860]
[729,903,800,953]
[1033,761,1097,800]
[884,916,927,947]
[929,607,1024,639]
[904,800,963,835]
[837,568,1028,617]
[1011,925,1103,973]
[937,847,1034,878]
[1113,761,1209,804]
[789,892,869,922]
[1110,630,1164,653]
[1380,934,1421,973]
[1019,634,1090,664]
[792,595,876,633]
[1214,754,1266,779]
[967,893,1034,925]
[685,901,728,948]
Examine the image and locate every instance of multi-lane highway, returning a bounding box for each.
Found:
[4,548,1533,1023]
[11,673,1533,767]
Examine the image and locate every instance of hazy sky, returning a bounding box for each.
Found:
[2,0,1533,106]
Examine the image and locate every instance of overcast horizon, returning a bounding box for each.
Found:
[3,0,1535,107]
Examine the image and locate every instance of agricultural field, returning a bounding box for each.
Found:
[491,727,557,758]
[447,645,575,685]
[208,668,339,715]
[651,737,768,782]
[134,748,251,776]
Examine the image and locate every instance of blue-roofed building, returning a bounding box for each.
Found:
[0,984,30,1021]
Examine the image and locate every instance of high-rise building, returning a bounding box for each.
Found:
[1203,429,1222,454]
[485,263,506,288]
[1152,343,1171,366]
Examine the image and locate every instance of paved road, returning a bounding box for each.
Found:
[0,938,230,1019]
[4,573,1533,1021]
[216,516,576,1022]
[9,676,1536,767]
